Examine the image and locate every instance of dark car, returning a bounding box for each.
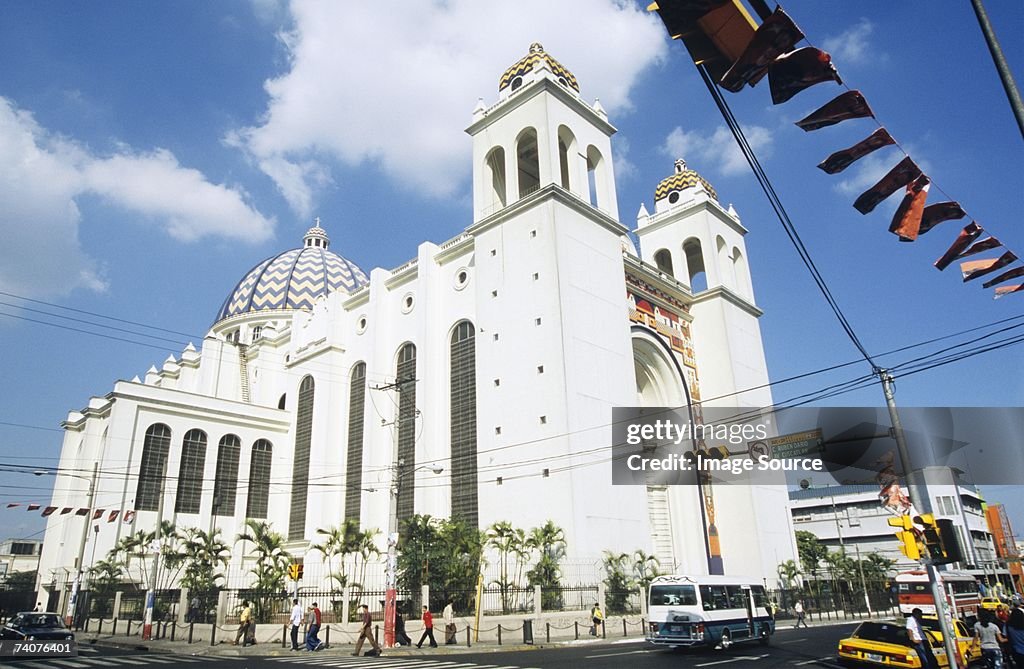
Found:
[0,612,75,640]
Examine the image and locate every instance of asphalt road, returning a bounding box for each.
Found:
[0,623,859,668]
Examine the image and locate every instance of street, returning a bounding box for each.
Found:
[0,623,856,669]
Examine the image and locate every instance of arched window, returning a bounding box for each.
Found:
[345,362,367,522]
[586,145,605,209]
[484,147,506,211]
[213,434,241,517]
[289,375,315,540]
[278,393,286,410]
[517,128,540,198]
[175,429,207,514]
[557,125,577,192]
[135,423,171,512]
[246,439,273,519]
[733,246,752,300]
[683,238,707,292]
[716,236,733,288]
[396,344,417,525]
[450,321,478,528]
[654,249,675,277]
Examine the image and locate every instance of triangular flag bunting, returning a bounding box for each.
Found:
[889,175,930,241]
[27,503,40,511]
[818,127,895,174]
[6,503,20,508]
[795,90,874,131]
[123,510,136,523]
[918,202,966,237]
[720,7,804,92]
[961,252,1017,282]
[92,509,105,520]
[41,506,57,517]
[60,507,73,515]
[853,156,921,214]
[995,284,1024,299]
[982,266,1024,289]
[769,47,842,104]
[107,510,120,523]
[75,507,89,516]
[935,222,983,270]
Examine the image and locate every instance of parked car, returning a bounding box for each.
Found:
[0,612,75,641]
[979,598,1002,611]
[837,617,980,668]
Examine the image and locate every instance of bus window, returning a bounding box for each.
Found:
[650,584,697,607]
[700,585,729,610]
[751,585,769,608]
[727,586,747,609]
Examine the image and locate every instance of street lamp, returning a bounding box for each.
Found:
[35,463,99,627]
[384,459,443,649]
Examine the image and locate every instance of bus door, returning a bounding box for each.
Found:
[742,585,754,636]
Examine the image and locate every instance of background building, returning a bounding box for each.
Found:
[36,44,797,614]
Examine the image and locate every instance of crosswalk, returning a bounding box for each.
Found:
[272,656,540,669]
[7,655,209,669]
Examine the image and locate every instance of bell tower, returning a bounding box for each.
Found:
[466,42,619,223]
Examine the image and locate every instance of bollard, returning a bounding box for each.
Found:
[112,618,118,636]
[575,620,579,639]
[546,622,550,643]
[602,620,606,639]
[210,623,216,646]
[623,619,627,637]
[497,624,502,645]
[466,626,471,648]
[84,618,90,633]
[188,622,194,644]
[374,624,379,644]
[97,619,103,635]
[171,621,176,642]
[281,624,287,648]
[325,624,330,648]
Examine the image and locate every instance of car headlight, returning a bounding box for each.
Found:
[66,634,74,640]
[27,635,35,640]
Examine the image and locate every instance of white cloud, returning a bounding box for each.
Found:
[662,124,774,177]
[0,97,274,299]
[823,18,875,65]
[232,0,668,216]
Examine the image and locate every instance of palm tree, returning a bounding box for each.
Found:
[486,521,524,613]
[526,521,567,611]
[314,519,363,592]
[776,559,802,589]
[632,550,661,591]
[235,519,291,621]
[179,527,230,595]
[602,551,633,614]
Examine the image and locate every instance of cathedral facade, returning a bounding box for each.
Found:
[37,44,797,605]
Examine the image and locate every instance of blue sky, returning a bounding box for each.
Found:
[1,2,1022,545]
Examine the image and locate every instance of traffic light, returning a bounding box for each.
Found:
[888,515,922,561]
[288,563,304,581]
[913,514,964,565]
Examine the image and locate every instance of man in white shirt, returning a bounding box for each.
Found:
[289,599,303,651]
[906,608,938,669]
[443,601,456,645]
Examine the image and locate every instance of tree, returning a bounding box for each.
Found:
[525,521,567,610]
[602,551,632,614]
[776,559,802,589]
[179,527,230,596]
[313,519,363,591]
[632,550,661,592]
[486,520,527,613]
[397,515,482,615]
[860,553,896,581]
[795,531,828,581]
[235,519,291,622]
[88,559,123,617]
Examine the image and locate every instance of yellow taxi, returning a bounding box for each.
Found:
[979,598,1002,611]
[837,617,981,668]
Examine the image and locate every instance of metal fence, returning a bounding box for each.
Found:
[545,585,600,613]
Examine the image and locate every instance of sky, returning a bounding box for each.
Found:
[1,1,1022,548]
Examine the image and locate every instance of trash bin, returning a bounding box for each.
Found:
[523,619,534,645]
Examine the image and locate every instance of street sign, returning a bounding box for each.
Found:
[749,429,823,459]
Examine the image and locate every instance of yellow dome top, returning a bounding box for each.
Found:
[654,159,718,202]
[499,43,579,93]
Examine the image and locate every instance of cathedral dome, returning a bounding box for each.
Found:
[215,224,368,323]
[654,159,718,203]
[499,42,579,93]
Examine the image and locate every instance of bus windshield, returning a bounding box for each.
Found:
[651,584,698,607]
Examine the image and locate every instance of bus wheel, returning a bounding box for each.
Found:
[719,630,732,650]
[759,626,771,646]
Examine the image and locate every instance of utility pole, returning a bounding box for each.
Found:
[971,0,1024,140]
[142,458,168,641]
[65,463,98,628]
[881,370,962,668]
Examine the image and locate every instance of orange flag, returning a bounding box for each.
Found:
[934,222,983,270]
[981,266,1024,289]
[995,284,1024,298]
[961,252,1017,282]
[853,157,921,214]
[889,175,930,241]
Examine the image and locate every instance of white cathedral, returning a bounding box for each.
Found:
[37,43,798,606]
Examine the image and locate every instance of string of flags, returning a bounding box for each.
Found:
[5,502,135,523]
[650,1,1021,298]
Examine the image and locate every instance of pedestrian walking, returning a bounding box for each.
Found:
[793,600,808,629]
[352,604,381,657]
[590,603,604,636]
[416,605,437,648]
[907,608,939,669]
[443,600,457,645]
[976,610,1008,669]
[233,600,253,646]
[395,610,412,647]
[188,595,200,623]
[289,598,303,651]
[305,602,324,651]
[1007,603,1024,668]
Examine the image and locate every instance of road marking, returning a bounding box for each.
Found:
[586,649,651,659]
[780,638,808,644]
[696,654,770,667]
[42,662,90,669]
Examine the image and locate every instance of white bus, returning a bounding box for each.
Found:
[646,575,775,649]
